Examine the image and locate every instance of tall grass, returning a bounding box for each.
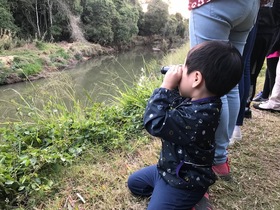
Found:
[3,43,278,210]
[32,45,279,210]
[0,44,188,208]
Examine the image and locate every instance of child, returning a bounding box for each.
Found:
[127,41,243,210]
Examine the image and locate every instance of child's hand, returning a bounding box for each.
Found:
[161,65,183,90]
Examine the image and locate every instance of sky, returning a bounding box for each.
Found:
[141,0,189,19]
[167,0,189,18]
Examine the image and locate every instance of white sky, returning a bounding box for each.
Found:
[167,0,189,18]
[142,0,189,19]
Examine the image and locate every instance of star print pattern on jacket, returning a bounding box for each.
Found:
[143,88,221,190]
[188,0,212,10]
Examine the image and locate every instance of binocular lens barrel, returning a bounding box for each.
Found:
[160,66,170,74]
[160,65,183,74]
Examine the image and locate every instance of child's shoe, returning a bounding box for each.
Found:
[191,192,212,210]
[229,125,242,145]
[212,161,231,181]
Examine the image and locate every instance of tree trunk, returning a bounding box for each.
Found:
[35,0,41,38]
[47,0,54,41]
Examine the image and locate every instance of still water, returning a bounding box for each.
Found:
[0,47,164,121]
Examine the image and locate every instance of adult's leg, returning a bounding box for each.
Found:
[189,0,259,168]
[248,39,267,103]
[266,58,280,109]
[267,57,279,92]
[261,68,271,99]
[257,58,280,110]
[248,33,275,107]
[236,24,257,126]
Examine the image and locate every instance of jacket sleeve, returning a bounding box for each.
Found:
[143,88,194,145]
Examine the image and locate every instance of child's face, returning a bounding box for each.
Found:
[178,65,195,98]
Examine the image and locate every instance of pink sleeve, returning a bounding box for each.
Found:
[267,50,280,59]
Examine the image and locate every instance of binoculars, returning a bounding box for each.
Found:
[160,65,183,74]
[160,66,171,74]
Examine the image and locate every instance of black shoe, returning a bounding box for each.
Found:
[244,107,252,118]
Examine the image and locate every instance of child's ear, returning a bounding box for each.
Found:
[192,71,203,88]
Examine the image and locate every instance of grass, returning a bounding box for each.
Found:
[212,111,280,209]
[6,44,280,210]
[0,41,109,85]
[29,107,280,210]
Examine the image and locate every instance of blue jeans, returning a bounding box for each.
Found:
[127,165,206,210]
[189,0,259,164]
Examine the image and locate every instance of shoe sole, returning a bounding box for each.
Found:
[253,104,280,113]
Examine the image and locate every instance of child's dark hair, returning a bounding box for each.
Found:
[185,41,243,97]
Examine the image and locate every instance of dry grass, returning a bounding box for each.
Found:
[30,108,280,210]
[28,74,280,210]
[211,110,280,210]
[32,139,161,210]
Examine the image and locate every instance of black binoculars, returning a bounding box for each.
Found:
[160,65,183,74]
[160,66,171,74]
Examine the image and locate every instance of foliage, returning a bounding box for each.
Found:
[0,60,163,207]
[5,44,278,210]
[163,15,178,39]
[175,13,187,39]
[0,43,187,208]
[35,41,47,50]
[112,2,139,47]
[12,57,43,78]
[0,28,15,50]
[0,43,206,209]
[138,0,169,36]
[0,0,187,46]
[0,0,17,31]
[0,41,110,85]
[82,0,116,45]
[137,0,186,40]
[81,0,140,47]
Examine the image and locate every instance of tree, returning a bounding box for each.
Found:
[162,15,177,38]
[140,0,169,36]
[0,1,18,31]
[174,13,186,38]
[112,1,139,47]
[81,0,139,46]
[81,0,116,44]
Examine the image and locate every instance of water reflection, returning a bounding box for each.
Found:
[0,47,164,121]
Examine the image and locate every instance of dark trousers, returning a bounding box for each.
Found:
[237,24,257,126]
[247,31,274,107]
[127,165,206,210]
[262,57,279,98]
